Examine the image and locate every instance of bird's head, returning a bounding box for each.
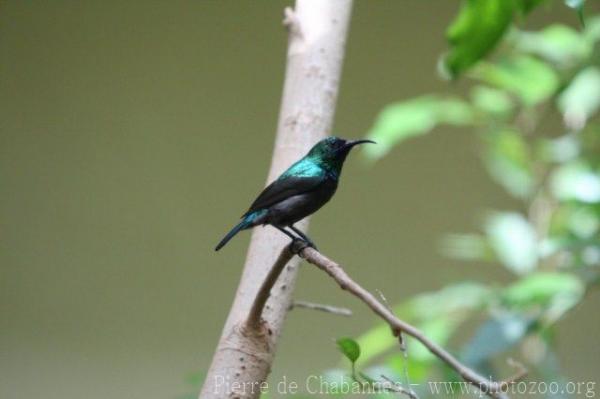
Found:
[307,137,375,168]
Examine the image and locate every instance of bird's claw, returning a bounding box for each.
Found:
[305,239,318,251]
[290,238,317,254]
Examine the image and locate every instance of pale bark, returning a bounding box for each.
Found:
[200,2,353,398]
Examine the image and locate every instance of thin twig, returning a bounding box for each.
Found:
[375,288,393,312]
[291,243,527,398]
[380,375,419,399]
[289,300,353,316]
[376,288,405,348]
[245,247,294,330]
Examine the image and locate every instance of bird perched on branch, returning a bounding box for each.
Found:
[215,136,375,251]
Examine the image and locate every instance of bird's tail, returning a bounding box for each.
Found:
[215,218,252,251]
[215,209,267,251]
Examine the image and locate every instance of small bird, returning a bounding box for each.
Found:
[215,136,375,251]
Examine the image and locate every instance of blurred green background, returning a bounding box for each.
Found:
[1,2,598,399]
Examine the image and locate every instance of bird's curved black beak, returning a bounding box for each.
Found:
[344,139,376,149]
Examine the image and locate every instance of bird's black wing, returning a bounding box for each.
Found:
[242,175,325,217]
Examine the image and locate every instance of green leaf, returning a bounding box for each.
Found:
[470,85,514,116]
[364,96,473,160]
[565,0,586,26]
[558,67,600,130]
[515,25,590,67]
[502,272,584,320]
[472,55,559,106]
[443,0,514,78]
[484,129,534,198]
[337,337,361,364]
[461,313,534,366]
[485,212,538,275]
[550,162,600,203]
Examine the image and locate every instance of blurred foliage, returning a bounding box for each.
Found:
[333,2,600,398]
[441,0,588,78]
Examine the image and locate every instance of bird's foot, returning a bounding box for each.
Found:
[290,238,317,254]
[304,238,318,251]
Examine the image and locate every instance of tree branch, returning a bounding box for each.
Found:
[289,300,353,316]
[283,243,527,398]
[200,2,353,398]
[246,247,294,330]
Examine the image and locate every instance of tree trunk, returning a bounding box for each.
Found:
[199,1,353,398]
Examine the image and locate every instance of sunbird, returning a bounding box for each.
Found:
[215,136,375,251]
